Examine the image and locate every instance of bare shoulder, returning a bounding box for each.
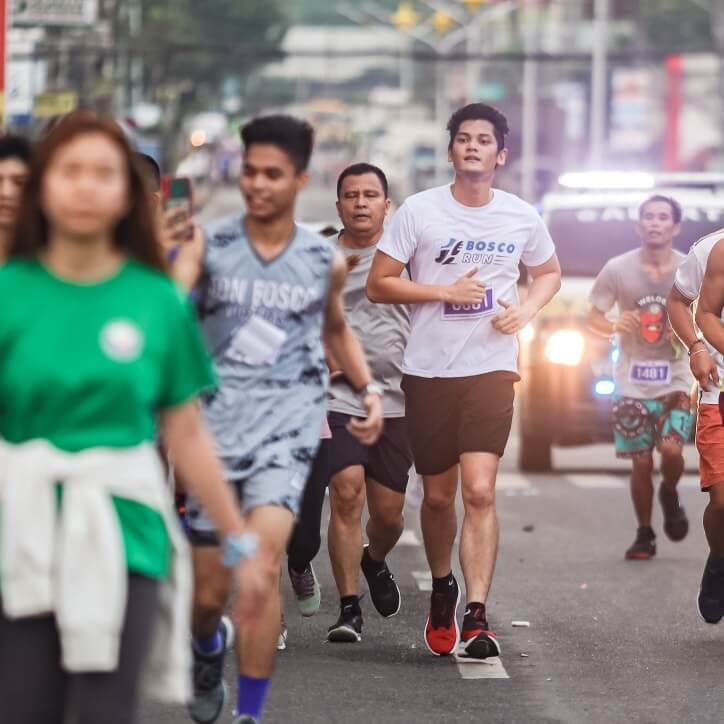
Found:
[705,236,724,274]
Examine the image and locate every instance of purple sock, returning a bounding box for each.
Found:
[237,675,270,720]
[193,627,222,655]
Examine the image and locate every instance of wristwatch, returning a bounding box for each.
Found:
[357,382,383,400]
[221,532,259,568]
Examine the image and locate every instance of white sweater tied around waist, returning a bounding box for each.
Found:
[0,438,192,703]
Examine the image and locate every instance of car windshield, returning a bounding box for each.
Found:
[547,203,724,277]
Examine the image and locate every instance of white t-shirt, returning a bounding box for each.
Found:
[377,184,556,378]
[674,228,724,404]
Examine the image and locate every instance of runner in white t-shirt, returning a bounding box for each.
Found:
[367,103,561,660]
[669,228,724,624]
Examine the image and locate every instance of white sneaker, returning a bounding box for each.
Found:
[277,613,288,651]
[288,562,321,617]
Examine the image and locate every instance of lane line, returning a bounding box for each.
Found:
[455,655,510,679]
[397,529,421,546]
[565,473,625,489]
[412,571,432,591]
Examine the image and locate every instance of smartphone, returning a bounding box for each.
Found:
[161,176,194,240]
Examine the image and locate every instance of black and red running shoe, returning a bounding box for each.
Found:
[460,605,501,659]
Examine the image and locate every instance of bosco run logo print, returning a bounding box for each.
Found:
[434,238,517,266]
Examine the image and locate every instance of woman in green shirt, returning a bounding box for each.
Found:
[0,111,261,724]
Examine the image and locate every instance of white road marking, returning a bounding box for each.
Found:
[397,529,421,546]
[412,571,432,591]
[497,473,533,490]
[455,655,510,679]
[565,474,626,489]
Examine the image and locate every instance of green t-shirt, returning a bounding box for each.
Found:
[0,258,215,579]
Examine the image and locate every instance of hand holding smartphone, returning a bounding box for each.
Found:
[161,176,194,241]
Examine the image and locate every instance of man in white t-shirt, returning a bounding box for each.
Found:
[367,103,561,660]
[668,229,724,624]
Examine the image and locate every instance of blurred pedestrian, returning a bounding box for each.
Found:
[172,114,382,724]
[588,195,693,560]
[684,231,724,623]
[0,111,262,724]
[0,134,31,259]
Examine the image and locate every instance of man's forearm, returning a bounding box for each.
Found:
[668,297,698,349]
[587,310,615,338]
[697,311,724,355]
[367,275,445,305]
[524,272,561,314]
[325,323,373,390]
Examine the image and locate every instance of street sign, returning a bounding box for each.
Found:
[34,89,76,117]
[11,0,97,27]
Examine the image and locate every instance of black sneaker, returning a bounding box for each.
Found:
[188,616,233,724]
[698,555,724,624]
[361,545,401,618]
[327,604,363,643]
[625,527,656,560]
[659,485,689,542]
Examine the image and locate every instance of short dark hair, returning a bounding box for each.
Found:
[240,115,314,172]
[0,134,31,165]
[639,194,682,225]
[336,162,389,199]
[134,152,161,192]
[447,103,509,151]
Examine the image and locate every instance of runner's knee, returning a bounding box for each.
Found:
[659,441,683,461]
[423,487,456,511]
[461,481,495,510]
[632,453,654,472]
[708,484,724,514]
[330,474,365,517]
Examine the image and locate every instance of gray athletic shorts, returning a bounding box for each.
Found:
[186,467,306,546]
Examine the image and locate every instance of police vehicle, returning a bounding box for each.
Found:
[518,172,724,471]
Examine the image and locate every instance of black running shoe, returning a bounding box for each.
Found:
[188,616,233,724]
[698,555,724,624]
[659,485,689,542]
[625,527,656,560]
[361,545,401,618]
[327,604,363,643]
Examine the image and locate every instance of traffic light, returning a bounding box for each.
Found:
[433,10,455,34]
[391,2,420,30]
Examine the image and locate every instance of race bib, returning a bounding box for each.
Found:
[228,315,287,366]
[442,288,494,320]
[629,360,671,385]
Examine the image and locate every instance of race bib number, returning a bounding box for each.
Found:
[629,360,671,385]
[442,288,494,320]
[228,315,287,366]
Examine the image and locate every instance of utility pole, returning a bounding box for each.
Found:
[589,0,609,167]
[520,0,538,201]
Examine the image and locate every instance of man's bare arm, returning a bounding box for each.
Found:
[695,240,724,355]
[324,252,383,444]
[366,250,487,305]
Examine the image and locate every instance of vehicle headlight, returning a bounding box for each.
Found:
[544,329,585,366]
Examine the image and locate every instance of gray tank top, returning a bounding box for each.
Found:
[197,214,334,480]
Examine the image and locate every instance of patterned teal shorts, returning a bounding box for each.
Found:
[612,392,694,458]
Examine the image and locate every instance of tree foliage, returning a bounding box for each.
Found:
[633,0,716,53]
[138,0,288,88]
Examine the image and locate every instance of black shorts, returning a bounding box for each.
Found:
[401,371,519,476]
[327,411,413,494]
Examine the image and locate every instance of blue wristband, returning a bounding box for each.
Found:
[221,532,259,567]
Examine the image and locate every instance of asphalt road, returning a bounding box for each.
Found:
[138,186,724,724]
[140,442,721,724]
